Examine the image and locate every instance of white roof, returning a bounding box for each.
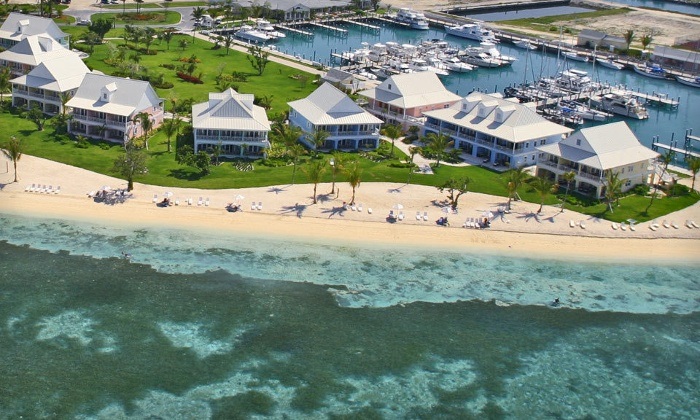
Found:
[10,54,90,92]
[538,121,659,170]
[192,88,270,131]
[0,35,73,66]
[653,46,700,65]
[424,91,572,143]
[66,73,163,117]
[289,82,382,126]
[216,0,351,10]
[0,12,68,43]
[358,72,461,110]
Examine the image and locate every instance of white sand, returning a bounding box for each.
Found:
[1,154,698,263]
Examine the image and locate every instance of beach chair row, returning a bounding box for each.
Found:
[25,184,60,194]
[414,211,429,222]
[462,217,482,229]
[569,220,587,229]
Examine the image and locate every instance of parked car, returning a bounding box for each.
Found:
[77,18,91,26]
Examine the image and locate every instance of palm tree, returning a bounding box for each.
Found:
[641,33,653,51]
[308,128,329,157]
[530,176,558,214]
[161,116,180,153]
[504,166,529,211]
[604,171,623,212]
[160,29,174,51]
[288,143,306,185]
[380,123,403,157]
[272,123,303,154]
[624,29,635,50]
[346,160,362,205]
[0,68,10,105]
[407,145,421,184]
[424,131,453,168]
[302,159,327,204]
[329,150,345,195]
[646,150,675,213]
[2,136,22,183]
[135,112,152,150]
[559,170,577,213]
[143,27,156,54]
[686,156,700,192]
[59,91,73,118]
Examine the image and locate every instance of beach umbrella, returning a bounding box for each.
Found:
[234,194,245,203]
[393,203,404,210]
[441,206,451,214]
[101,185,111,192]
[164,191,173,198]
[482,211,494,220]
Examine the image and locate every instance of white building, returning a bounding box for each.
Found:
[0,12,70,49]
[66,74,164,143]
[288,82,383,150]
[423,92,572,168]
[192,88,271,158]
[11,54,91,115]
[536,121,659,199]
[0,35,75,77]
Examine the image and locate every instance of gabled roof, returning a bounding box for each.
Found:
[322,68,354,84]
[66,73,163,117]
[424,91,572,143]
[288,83,382,126]
[357,72,461,109]
[10,53,90,92]
[192,88,270,131]
[0,12,68,43]
[0,35,73,66]
[538,121,658,170]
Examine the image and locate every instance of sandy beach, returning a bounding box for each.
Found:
[1,154,698,263]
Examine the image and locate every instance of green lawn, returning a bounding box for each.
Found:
[90,11,182,26]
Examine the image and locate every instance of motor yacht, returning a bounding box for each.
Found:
[444,22,497,43]
[462,48,501,68]
[255,19,285,38]
[513,39,537,50]
[633,63,668,79]
[234,25,271,43]
[591,93,649,119]
[394,8,430,30]
[481,42,516,65]
[676,75,700,88]
[594,57,624,70]
[442,57,474,72]
[562,51,589,62]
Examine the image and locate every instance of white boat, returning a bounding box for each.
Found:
[595,57,624,70]
[394,8,429,30]
[633,64,668,79]
[676,75,700,88]
[558,100,611,122]
[255,19,285,38]
[463,48,501,68]
[481,42,516,65]
[592,93,649,120]
[562,51,589,62]
[442,57,474,72]
[555,69,593,93]
[513,39,537,50]
[234,25,271,43]
[409,58,449,76]
[444,22,497,43]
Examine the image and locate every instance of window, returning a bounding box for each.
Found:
[532,154,535,161]
[525,143,529,148]
[540,139,546,145]
[628,165,634,172]
[576,139,581,146]
[388,84,392,90]
[625,180,632,187]
[621,167,625,173]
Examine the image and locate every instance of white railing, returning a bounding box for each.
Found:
[196,135,267,143]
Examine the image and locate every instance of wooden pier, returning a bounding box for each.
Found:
[275,24,314,37]
[371,15,412,28]
[612,88,680,108]
[652,131,700,159]
[309,21,348,36]
[340,19,380,32]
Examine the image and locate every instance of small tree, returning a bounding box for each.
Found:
[645,150,675,213]
[26,105,46,131]
[178,39,189,51]
[329,150,345,195]
[136,112,152,150]
[288,143,306,185]
[407,145,420,184]
[88,19,112,42]
[530,175,558,214]
[604,171,623,213]
[143,27,156,54]
[302,159,327,204]
[624,29,635,50]
[160,29,174,51]
[161,116,180,153]
[81,31,102,54]
[559,170,577,213]
[346,160,362,205]
[437,177,471,210]
[424,131,453,168]
[223,34,233,55]
[0,68,11,104]
[2,136,22,183]
[641,33,653,51]
[686,156,700,192]
[503,166,529,211]
[380,123,403,157]
[113,145,147,191]
[247,45,270,76]
[308,129,329,157]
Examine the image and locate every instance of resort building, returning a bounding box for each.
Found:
[576,29,626,52]
[0,12,70,49]
[66,74,164,143]
[192,88,271,158]
[288,82,383,151]
[423,92,572,168]
[210,0,354,21]
[0,35,75,77]
[536,121,659,199]
[357,72,461,129]
[10,54,91,115]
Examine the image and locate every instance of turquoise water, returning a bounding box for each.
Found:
[1,213,699,417]
[274,21,700,165]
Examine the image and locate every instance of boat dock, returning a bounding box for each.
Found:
[612,88,680,108]
[652,130,700,159]
[275,24,314,37]
[340,19,380,32]
[371,15,412,28]
[309,21,348,36]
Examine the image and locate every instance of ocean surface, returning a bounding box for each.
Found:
[273,20,700,166]
[1,212,699,418]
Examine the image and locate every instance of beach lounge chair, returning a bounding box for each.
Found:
[671,221,679,229]
[398,210,404,221]
[351,204,357,211]
[25,184,33,192]
[205,198,210,206]
[629,222,636,231]
[580,221,586,229]
[187,198,192,206]
[388,210,395,220]
[357,203,363,212]
[417,211,422,221]
[620,223,627,231]
[662,220,670,229]
[569,220,575,228]
[423,212,429,222]
[197,197,203,206]
[650,220,660,230]
[611,222,619,230]
[368,207,373,214]
[175,199,180,206]
[251,201,256,210]
[692,221,699,228]
[153,194,158,203]
[257,201,263,210]
[54,186,60,194]
[46,185,53,194]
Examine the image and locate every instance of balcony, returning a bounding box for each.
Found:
[539,160,559,169]
[494,144,515,152]
[196,135,268,144]
[578,172,603,182]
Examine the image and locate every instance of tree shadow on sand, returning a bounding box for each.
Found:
[281,203,307,218]
[321,205,347,219]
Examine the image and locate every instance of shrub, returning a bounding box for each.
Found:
[668,183,690,197]
[632,184,650,196]
[154,81,174,89]
[176,71,203,84]
[160,63,176,70]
